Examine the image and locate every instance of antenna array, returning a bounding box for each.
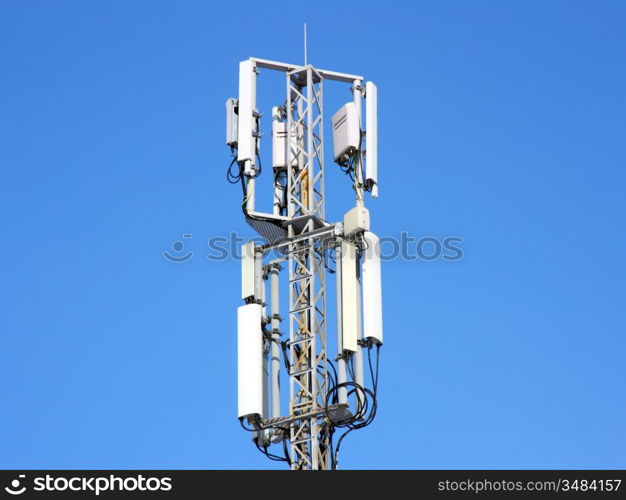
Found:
[226,56,382,469]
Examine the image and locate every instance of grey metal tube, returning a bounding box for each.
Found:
[246,176,255,213]
[256,249,269,443]
[335,241,348,405]
[352,79,364,207]
[269,265,281,419]
[271,106,282,217]
[354,251,364,411]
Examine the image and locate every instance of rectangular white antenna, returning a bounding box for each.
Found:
[237,303,263,418]
[237,60,257,174]
[241,241,256,300]
[341,241,359,352]
[362,231,383,344]
[365,81,378,197]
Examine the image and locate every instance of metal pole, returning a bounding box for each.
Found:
[305,66,320,470]
[269,264,281,420]
[272,106,283,217]
[352,79,364,207]
[246,176,255,213]
[335,240,348,405]
[351,80,365,405]
[259,249,270,442]
[304,23,307,66]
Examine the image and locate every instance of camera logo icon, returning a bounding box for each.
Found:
[4,475,26,495]
[163,234,194,262]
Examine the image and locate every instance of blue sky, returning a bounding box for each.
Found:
[1,0,625,469]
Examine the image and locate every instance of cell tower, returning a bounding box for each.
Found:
[227,51,382,469]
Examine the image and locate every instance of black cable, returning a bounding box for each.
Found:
[252,151,262,178]
[239,417,257,432]
[242,415,292,466]
[255,441,288,463]
[226,156,242,184]
[324,345,382,469]
[324,248,336,274]
[280,340,291,373]
[368,343,380,396]
[327,358,339,391]
[273,169,287,191]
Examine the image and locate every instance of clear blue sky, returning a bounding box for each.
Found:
[1,0,625,469]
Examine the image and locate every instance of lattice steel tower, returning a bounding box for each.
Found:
[228,54,382,470]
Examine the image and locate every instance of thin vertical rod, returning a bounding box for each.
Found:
[304,23,307,66]
[307,68,315,214]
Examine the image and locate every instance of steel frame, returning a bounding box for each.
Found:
[247,57,362,470]
[285,65,329,469]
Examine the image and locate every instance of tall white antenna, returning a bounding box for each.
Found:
[304,23,308,66]
[228,55,382,470]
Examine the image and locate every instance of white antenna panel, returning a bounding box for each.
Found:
[237,303,264,418]
[237,60,257,171]
[241,241,256,300]
[341,241,359,352]
[365,81,378,198]
[362,231,383,345]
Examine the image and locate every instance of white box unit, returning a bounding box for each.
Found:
[237,303,263,419]
[237,60,257,172]
[343,205,370,238]
[272,121,297,169]
[226,97,238,147]
[241,241,256,300]
[362,231,383,345]
[341,241,359,352]
[365,81,378,198]
[332,102,360,164]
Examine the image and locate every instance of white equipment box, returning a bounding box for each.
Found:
[226,97,238,147]
[331,102,360,164]
[343,205,370,238]
[272,120,297,169]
